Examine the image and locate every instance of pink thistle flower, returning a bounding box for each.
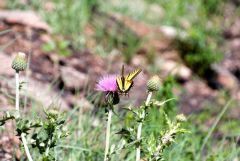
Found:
[96,75,117,92]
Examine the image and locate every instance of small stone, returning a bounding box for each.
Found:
[4,153,12,160]
[60,66,88,90]
[131,54,148,67]
[159,26,187,39]
[0,10,51,32]
[0,52,14,76]
[155,58,192,80]
[213,65,238,90]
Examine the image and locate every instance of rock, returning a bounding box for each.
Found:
[161,50,181,61]
[155,57,192,80]
[0,0,6,9]
[224,18,240,38]
[4,153,12,160]
[213,65,238,90]
[180,80,217,114]
[159,26,187,40]
[24,78,69,110]
[230,38,240,51]
[0,10,51,32]
[60,66,88,90]
[217,72,238,90]
[0,52,15,76]
[131,54,148,67]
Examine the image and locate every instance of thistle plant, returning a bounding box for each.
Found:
[96,75,119,161]
[136,75,161,161]
[30,108,69,160]
[0,52,69,161]
[114,75,188,161]
[12,52,33,161]
[146,113,188,161]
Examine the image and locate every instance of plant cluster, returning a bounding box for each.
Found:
[0,52,188,161]
[0,52,69,161]
[96,70,188,161]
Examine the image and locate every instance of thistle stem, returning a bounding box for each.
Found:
[145,92,153,106]
[136,92,152,161]
[15,72,20,114]
[104,108,113,161]
[21,133,33,161]
[15,71,33,161]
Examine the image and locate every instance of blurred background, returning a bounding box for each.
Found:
[0,0,240,160]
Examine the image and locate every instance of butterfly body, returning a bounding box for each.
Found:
[116,65,141,94]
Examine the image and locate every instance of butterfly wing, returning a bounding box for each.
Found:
[126,69,142,81]
[122,68,141,93]
[116,65,126,92]
[117,66,141,94]
[123,79,133,93]
[116,76,125,92]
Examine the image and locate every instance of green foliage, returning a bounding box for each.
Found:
[3,98,236,161]
[156,76,177,116]
[177,27,222,76]
[44,0,98,33]
[42,39,71,57]
[7,0,99,50]
[144,0,224,76]
[7,0,42,10]
[0,111,16,126]
[116,93,187,160]
[42,0,98,49]
[30,109,68,161]
[0,108,68,161]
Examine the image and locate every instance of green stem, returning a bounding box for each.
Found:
[15,72,20,115]
[136,92,152,161]
[104,108,113,161]
[21,133,33,161]
[15,71,33,161]
[111,139,141,155]
[45,139,51,156]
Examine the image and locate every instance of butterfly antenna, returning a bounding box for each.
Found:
[121,65,124,76]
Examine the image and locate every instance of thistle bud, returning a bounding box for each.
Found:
[147,75,161,92]
[12,52,27,72]
[176,114,187,122]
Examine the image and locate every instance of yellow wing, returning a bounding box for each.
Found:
[116,65,141,94]
[126,69,142,81]
[123,79,133,93]
[116,76,124,91]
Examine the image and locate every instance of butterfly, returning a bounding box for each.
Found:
[116,65,142,94]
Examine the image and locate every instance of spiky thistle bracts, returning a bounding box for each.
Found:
[147,75,161,92]
[12,52,27,72]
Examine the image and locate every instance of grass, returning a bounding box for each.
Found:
[0,74,239,160]
[41,97,239,160]
[11,76,239,160]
